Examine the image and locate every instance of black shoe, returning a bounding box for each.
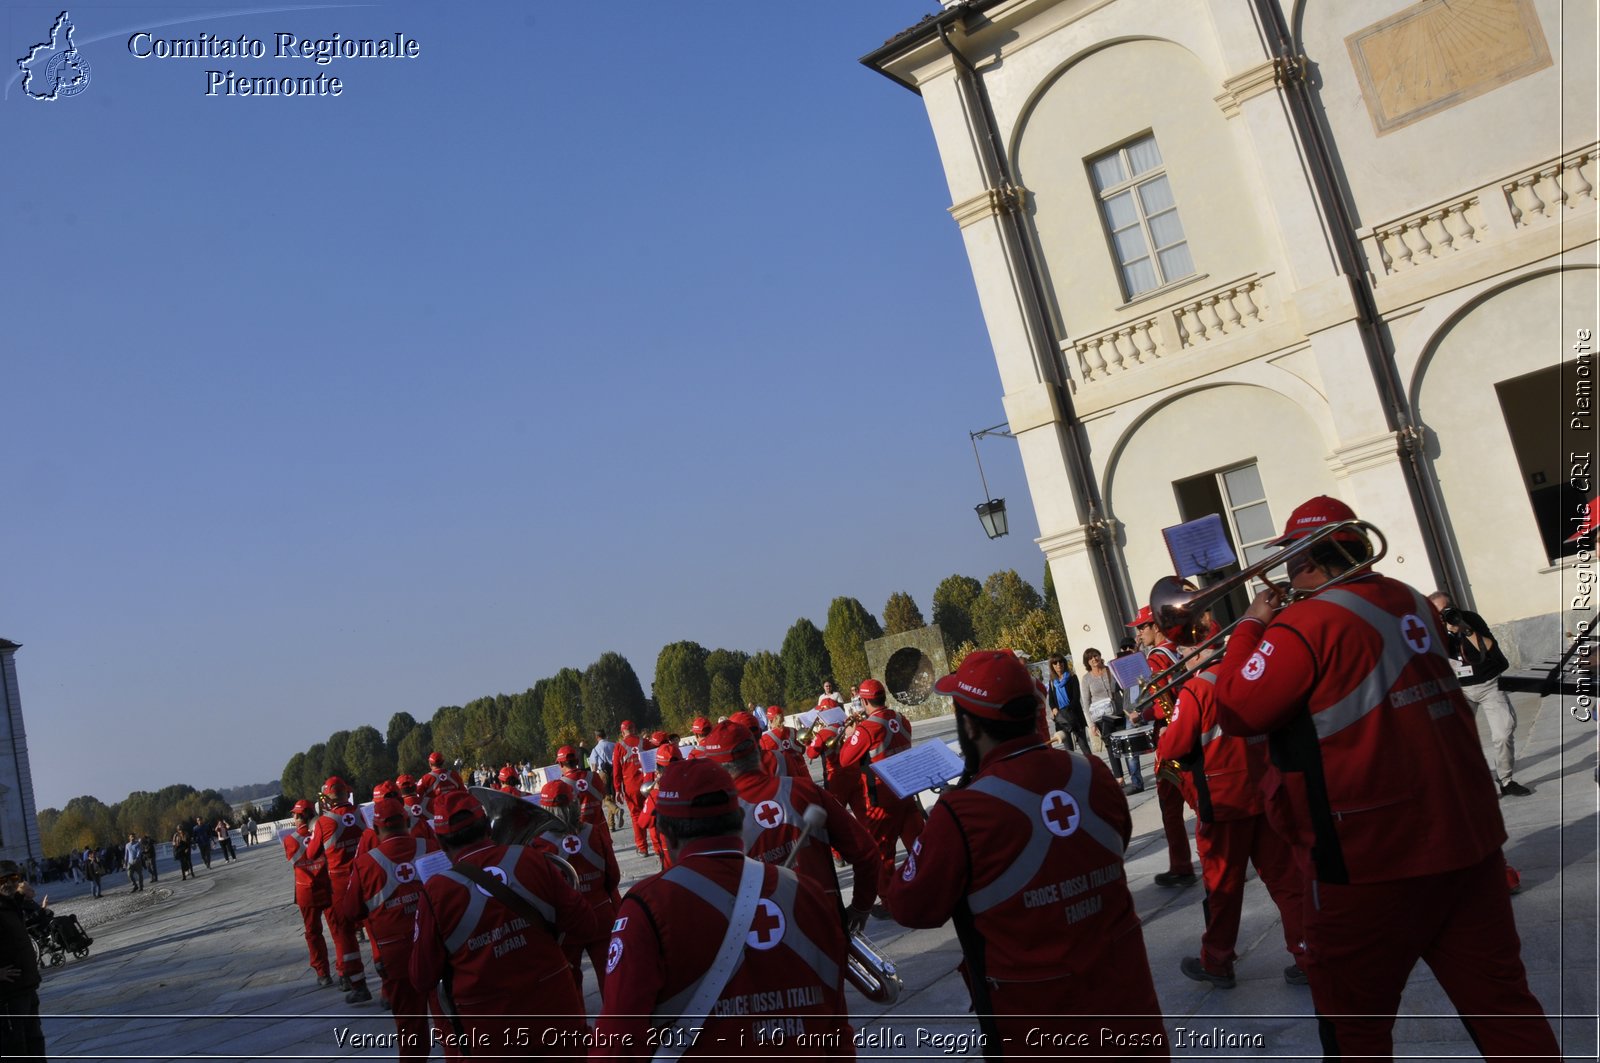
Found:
[1500,780,1532,798]
[338,975,352,992]
[1123,783,1145,795]
[1154,870,1197,888]
[316,975,335,988]
[344,983,372,1005]
[1181,956,1236,989]
[1284,963,1309,986]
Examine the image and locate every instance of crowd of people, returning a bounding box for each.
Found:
[260,495,1559,1061]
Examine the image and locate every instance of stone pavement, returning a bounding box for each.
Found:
[30,689,1595,1060]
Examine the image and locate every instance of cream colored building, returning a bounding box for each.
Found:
[865,0,1597,661]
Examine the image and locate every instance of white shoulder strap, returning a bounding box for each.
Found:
[654,857,765,1062]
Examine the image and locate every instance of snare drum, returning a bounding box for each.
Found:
[1107,723,1157,758]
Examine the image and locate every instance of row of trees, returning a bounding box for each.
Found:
[37,785,243,857]
[274,567,1070,805]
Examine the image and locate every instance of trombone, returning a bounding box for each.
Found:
[1129,519,1386,716]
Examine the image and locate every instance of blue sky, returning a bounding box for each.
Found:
[4,1,1052,810]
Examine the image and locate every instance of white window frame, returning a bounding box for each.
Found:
[1089,134,1196,300]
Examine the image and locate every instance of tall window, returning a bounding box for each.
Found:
[1174,462,1278,626]
[1089,134,1195,299]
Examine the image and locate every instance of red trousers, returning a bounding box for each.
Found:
[325,878,368,985]
[1194,814,1303,975]
[298,904,330,978]
[1156,777,1193,875]
[375,943,428,1063]
[864,790,925,870]
[1303,849,1557,1060]
[621,778,649,854]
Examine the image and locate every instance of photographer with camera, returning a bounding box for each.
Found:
[1428,592,1531,798]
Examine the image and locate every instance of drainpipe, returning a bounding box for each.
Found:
[1250,0,1465,601]
[934,22,1136,627]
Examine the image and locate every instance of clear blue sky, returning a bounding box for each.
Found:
[5,0,1052,811]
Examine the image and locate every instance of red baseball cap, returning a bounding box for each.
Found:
[1127,605,1155,628]
[1273,495,1359,544]
[691,716,711,736]
[818,697,839,709]
[934,649,1040,720]
[430,789,486,837]
[372,797,406,829]
[857,679,885,701]
[730,711,760,732]
[698,721,754,763]
[619,720,634,732]
[498,766,518,784]
[539,780,572,807]
[653,759,738,820]
[557,745,577,762]
[428,751,445,767]
[291,799,313,817]
[655,740,681,766]
[372,781,398,801]
[395,774,416,791]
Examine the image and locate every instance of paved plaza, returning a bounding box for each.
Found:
[28,689,1596,1060]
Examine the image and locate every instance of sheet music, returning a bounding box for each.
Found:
[1108,652,1152,695]
[358,801,374,829]
[793,709,819,731]
[870,740,966,799]
[414,850,453,883]
[1162,514,1237,577]
[638,747,657,774]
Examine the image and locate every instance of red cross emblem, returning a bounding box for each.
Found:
[340,813,358,828]
[606,938,624,973]
[407,803,424,819]
[1041,790,1081,838]
[746,898,785,950]
[561,835,582,855]
[754,801,784,829]
[472,865,507,899]
[575,778,589,793]
[1401,613,1431,653]
[395,862,416,883]
[887,718,901,734]
[901,851,917,880]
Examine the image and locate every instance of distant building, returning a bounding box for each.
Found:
[0,640,44,863]
[863,0,1596,660]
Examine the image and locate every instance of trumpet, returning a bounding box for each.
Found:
[1130,519,1386,716]
[846,931,902,1003]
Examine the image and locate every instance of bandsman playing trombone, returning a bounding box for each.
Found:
[1211,495,1557,1060]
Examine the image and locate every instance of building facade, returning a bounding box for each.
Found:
[0,640,45,863]
[865,0,1597,661]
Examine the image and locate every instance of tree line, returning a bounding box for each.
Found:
[37,785,249,859]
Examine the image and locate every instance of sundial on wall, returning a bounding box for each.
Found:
[1346,0,1552,135]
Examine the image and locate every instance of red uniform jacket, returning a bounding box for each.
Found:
[592,840,854,1059]
[283,826,331,908]
[732,769,879,912]
[1213,573,1506,885]
[561,767,611,832]
[1142,643,1183,722]
[1155,669,1267,822]
[535,821,621,911]
[805,724,843,779]
[613,735,646,790]
[338,834,436,949]
[760,726,809,778]
[306,803,365,886]
[838,708,914,813]
[409,840,600,1014]
[417,767,465,809]
[881,738,1140,982]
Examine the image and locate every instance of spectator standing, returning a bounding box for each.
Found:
[193,817,213,869]
[215,820,237,862]
[173,825,195,881]
[1046,655,1092,756]
[124,834,145,893]
[85,850,104,899]
[1428,592,1532,797]
[1082,648,1142,791]
[141,834,159,883]
[0,860,47,1060]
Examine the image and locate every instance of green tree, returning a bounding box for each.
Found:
[345,724,395,789]
[780,618,832,707]
[654,641,710,733]
[932,574,983,650]
[740,651,785,708]
[280,751,310,804]
[385,711,418,757]
[506,684,547,763]
[971,569,1043,649]
[395,723,433,776]
[302,743,328,791]
[430,706,467,766]
[704,649,749,716]
[823,597,883,694]
[581,652,648,737]
[462,696,511,768]
[882,591,925,635]
[543,668,586,752]
[998,608,1071,661]
[322,730,353,783]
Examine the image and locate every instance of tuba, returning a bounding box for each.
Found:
[846,931,902,1004]
[469,786,582,890]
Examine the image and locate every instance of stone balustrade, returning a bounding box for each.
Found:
[1069,274,1272,382]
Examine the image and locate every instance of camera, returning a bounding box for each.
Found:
[1440,607,1464,627]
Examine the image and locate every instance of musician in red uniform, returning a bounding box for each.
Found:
[282,799,334,987]
[357,782,400,858]
[337,797,437,1048]
[699,721,878,924]
[1155,658,1306,987]
[837,679,925,871]
[410,789,599,1060]
[496,765,527,796]
[760,709,808,777]
[635,740,680,870]
[1213,496,1558,1059]
[880,650,1167,1058]
[416,752,464,810]
[535,780,621,998]
[612,721,650,856]
[396,774,432,840]
[304,776,373,1003]
[558,745,613,841]
[592,758,855,1059]
[1129,605,1199,888]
